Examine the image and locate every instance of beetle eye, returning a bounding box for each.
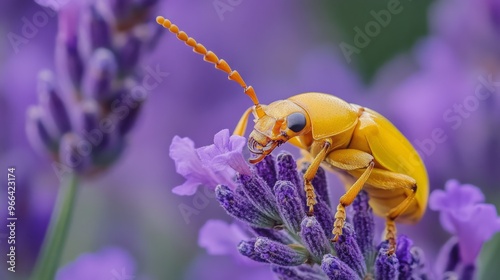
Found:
[286,112,306,133]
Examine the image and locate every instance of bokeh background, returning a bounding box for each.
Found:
[1,0,499,279]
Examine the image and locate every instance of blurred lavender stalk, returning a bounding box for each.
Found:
[27,0,160,279]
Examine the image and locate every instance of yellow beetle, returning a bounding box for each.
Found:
[156,16,428,252]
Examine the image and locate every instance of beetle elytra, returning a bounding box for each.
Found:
[156,16,428,253]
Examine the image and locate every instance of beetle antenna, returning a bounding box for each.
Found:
[156,16,266,118]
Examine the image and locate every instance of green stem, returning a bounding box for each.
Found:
[31,174,78,280]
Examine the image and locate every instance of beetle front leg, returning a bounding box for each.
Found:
[302,140,332,215]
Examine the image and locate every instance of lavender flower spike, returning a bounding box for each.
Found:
[238,239,268,263]
[254,237,308,266]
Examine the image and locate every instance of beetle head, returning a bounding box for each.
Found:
[248,100,310,163]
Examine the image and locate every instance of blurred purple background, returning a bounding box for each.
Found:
[0,0,499,279]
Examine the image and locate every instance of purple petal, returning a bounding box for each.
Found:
[169,136,236,195]
[198,129,251,175]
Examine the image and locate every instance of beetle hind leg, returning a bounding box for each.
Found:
[384,184,417,254]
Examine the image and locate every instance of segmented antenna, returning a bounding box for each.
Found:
[156,16,265,118]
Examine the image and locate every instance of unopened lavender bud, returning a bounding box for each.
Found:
[79,4,111,59]
[254,237,308,266]
[82,48,117,102]
[37,70,71,136]
[313,199,334,239]
[274,181,306,233]
[334,223,366,278]
[238,174,279,219]
[255,154,277,192]
[352,190,375,262]
[300,216,331,263]
[237,239,267,263]
[215,185,277,228]
[116,34,141,71]
[321,254,361,280]
[272,265,326,280]
[395,235,413,279]
[56,35,83,89]
[276,152,306,208]
[375,244,399,280]
[26,106,58,154]
[252,227,293,244]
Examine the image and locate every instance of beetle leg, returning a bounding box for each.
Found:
[384,184,417,254]
[302,140,332,215]
[332,161,374,242]
[348,167,418,254]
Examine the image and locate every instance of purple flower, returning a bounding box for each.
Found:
[26,0,160,178]
[169,129,251,195]
[55,247,139,280]
[430,179,500,271]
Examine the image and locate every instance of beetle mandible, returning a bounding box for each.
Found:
[156,16,428,252]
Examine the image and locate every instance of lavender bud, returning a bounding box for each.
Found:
[37,70,71,136]
[352,190,375,263]
[237,239,268,263]
[277,152,306,208]
[252,227,293,244]
[255,154,277,191]
[321,254,361,280]
[82,48,117,102]
[238,174,279,220]
[215,185,277,228]
[79,4,111,59]
[301,163,330,206]
[272,265,326,280]
[56,34,83,89]
[26,106,58,153]
[314,199,334,239]
[112,79,144,135]
[115,34,142,71]
[375,243,399,280]
[274,181,306,233]
[334,223,366,278]
[300,216,331,263]
[254,237,308,266]
[395,235,413,279]
[410,247,428,279]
